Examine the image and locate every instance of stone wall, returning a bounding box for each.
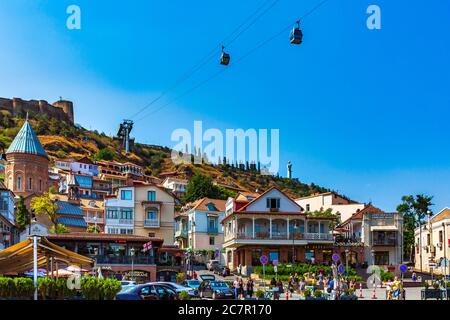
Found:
[0,97,74,124]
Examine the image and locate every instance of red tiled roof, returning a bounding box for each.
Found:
[46,232,163,243]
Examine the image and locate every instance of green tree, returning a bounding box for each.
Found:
[30,193,59,230]
[50,224,69,234]
[397,194,433,265]
[93,148,114,161]
[307,208,340,229]
[182,173,235,203]
[86,224,101,233]
[15,196,30,232]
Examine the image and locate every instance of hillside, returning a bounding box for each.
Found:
[0,111,331,199]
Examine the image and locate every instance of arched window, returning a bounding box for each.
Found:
[28,177,33,190]
[17,176,22,191]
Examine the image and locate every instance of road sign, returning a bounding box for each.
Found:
[338,264,345,274]
[332,253,340,262]
[214,249,220,257]
[260,255,268,265]
[274,266,278,273]
[272,259,279,266]
[399,264,408,273]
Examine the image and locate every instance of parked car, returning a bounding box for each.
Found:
[116,284,178,300]
[153,281,197,298]
[207,260,221,271]
[198,280,235,300]
[181,279,202,290]
[120,280,137,292]
[199,274,216,282]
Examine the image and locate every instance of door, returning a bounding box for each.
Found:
[139,285,158,300]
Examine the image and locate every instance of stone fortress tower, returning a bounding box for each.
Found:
[0,97,74,124]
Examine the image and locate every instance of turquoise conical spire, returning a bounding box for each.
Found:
[6,119,48,158]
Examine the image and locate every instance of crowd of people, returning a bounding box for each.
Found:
[232,276,255,299]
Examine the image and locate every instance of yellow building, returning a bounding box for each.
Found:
[105,181,178,246]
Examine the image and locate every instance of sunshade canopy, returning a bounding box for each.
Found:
[0,237,94,275]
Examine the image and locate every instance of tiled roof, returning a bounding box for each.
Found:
[56,201,84,216]
[57,217,87,228]
[46,232,163,243]
[6,120,48,158]
[189,198,226,212]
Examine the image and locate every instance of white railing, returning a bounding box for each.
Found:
[144,219,160,227]
[231,231,333,241]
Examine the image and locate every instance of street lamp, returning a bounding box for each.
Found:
[427,210,435,282]
[345,249,349,277]
[130,247,135,281]
[292,223,298,264]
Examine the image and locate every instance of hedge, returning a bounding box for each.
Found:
[253,263,358,278]
[0,277,121,300]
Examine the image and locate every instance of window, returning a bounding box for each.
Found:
[146,209,157,221]
[39,179,42,191]
[208,218,217,230]
[147,191,156,201]
[121,190,132,200]
[266,198,280,209]
[28,177,32,190]
[306,204,310,212]
[209,237,215,245]
[149,233,155,237]
[305,250,315,263]
[374,252,389,265]
[427,234,430,246]
[17,176,22,191]
[439,230,443,243]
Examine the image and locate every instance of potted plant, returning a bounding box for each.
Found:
[422,281,443,300]
[255,289,266,300]
[340,288,358,300]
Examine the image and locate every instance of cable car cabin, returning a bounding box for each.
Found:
[220,52,230,66]
[290,27,303,45]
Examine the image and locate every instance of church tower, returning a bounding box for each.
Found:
[5,119,49,198]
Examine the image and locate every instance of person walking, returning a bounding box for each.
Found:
[238,277,244,299]
[233,277,240,300]
[246,277,254,298]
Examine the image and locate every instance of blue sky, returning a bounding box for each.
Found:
[0,0,449,212]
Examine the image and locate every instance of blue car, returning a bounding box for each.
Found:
[181,279,201,290]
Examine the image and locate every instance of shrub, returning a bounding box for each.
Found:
[176,272,186,284]
[303,289,312,297]
[179,291,190,300]
[13,278,34,299]
[380,270,394,282]
[255,290,265,299]
[102,278,122,300]
[313,289,322,298]
[0,277,14,297]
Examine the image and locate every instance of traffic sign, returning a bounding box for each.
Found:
[338,264,345,274]
[332,253,340,262]
[274,266,278,273]
[272,259,279,266]
[260,255,268,265]
[399,264,408,273]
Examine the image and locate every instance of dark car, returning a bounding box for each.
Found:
[198,280,235,300]
[116,284,178,300]
[153,281,197,298]
[181,279,201,290]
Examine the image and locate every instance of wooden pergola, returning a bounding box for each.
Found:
[0,237,94,275]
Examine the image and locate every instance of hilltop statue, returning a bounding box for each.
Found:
[287,161,292,179]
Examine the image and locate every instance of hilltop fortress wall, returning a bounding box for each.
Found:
[0,97,74,124]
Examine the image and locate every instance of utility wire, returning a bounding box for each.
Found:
[134,0,330,123]
[128,0,280,120]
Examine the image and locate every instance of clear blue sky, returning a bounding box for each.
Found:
[0,0,449,212]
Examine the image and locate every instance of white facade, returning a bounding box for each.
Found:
[295,192,365,222]
[104,187,135,234]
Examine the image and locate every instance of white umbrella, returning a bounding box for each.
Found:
[67,265,88,272]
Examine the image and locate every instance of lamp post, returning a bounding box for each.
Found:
[130,247,135,281]
[292,223,298,264]
[427,210,435,282]
[345,249,349,277]
[442,222,447,299]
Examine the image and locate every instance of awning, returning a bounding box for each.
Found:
[0,237,94,275]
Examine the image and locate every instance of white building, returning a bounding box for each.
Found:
[104,187,135,235]
[161,177,187,200]
[414,208,450,275]
[295,192,365,222]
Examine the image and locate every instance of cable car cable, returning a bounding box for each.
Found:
[134,0,330,123]
[128,0,278,120]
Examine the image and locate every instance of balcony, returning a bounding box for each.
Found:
[207,227,219,234]
[92,255,155,265]
[144,219,160,228]
[234,232,333,241]
[85,216,105,224]
[106,219,134,226]
[175,229,188,238]
[373,239,397,246]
